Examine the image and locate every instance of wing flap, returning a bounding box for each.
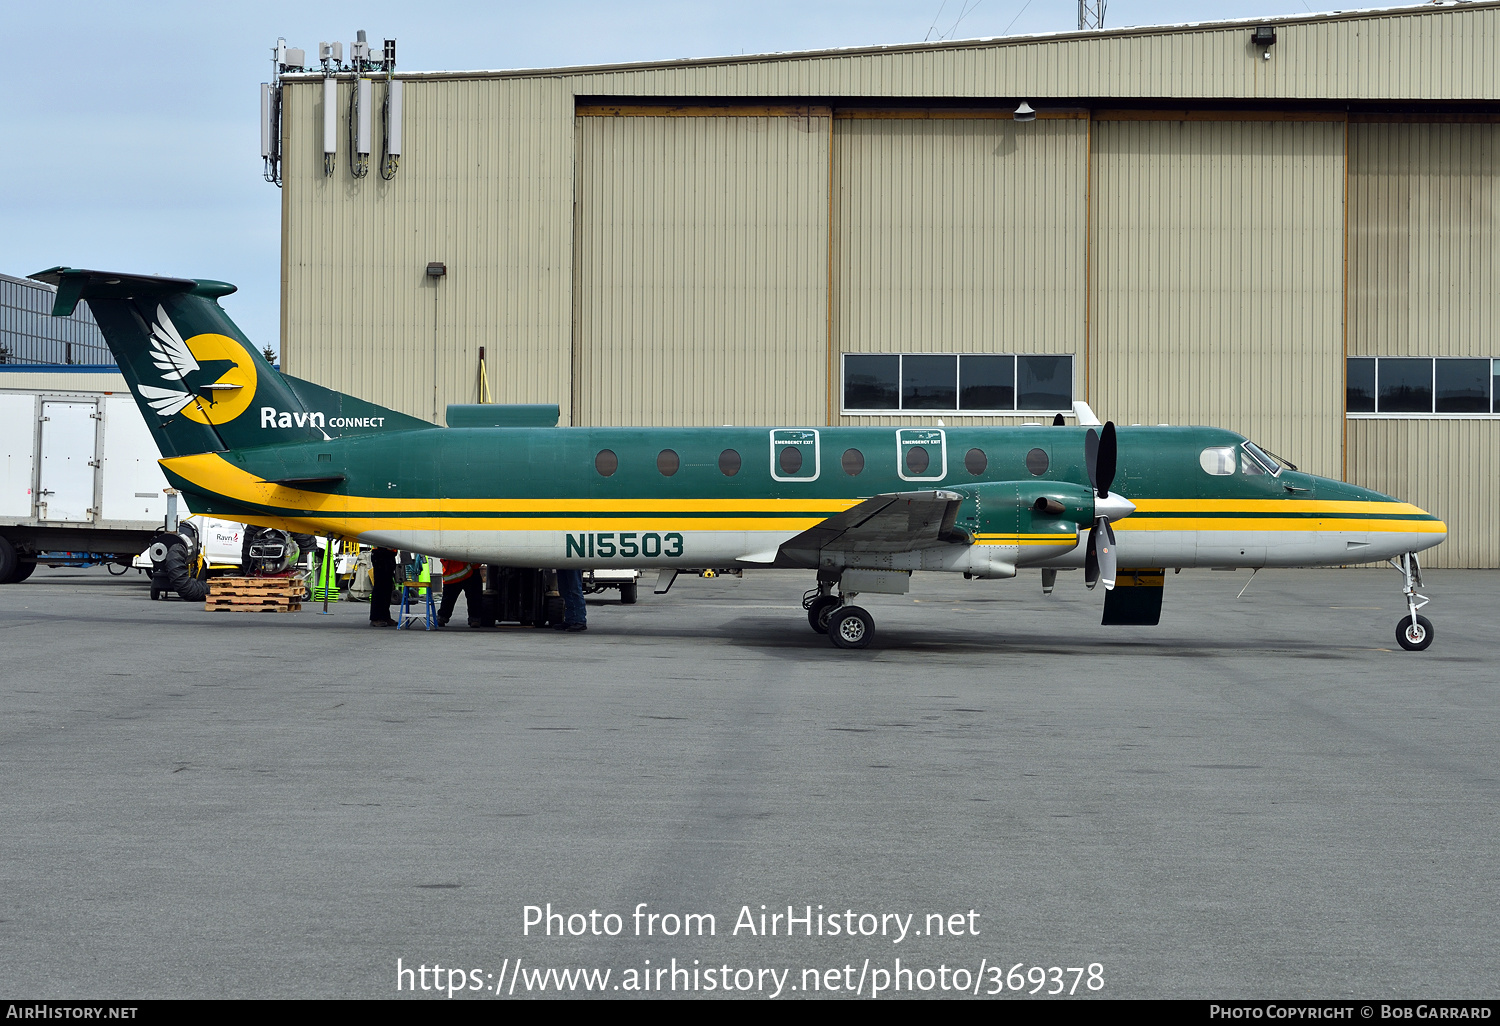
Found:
[779,490,966,564]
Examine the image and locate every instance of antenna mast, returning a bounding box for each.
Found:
[1078,1,1107,30]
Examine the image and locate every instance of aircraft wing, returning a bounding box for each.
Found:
[778,490,967,565]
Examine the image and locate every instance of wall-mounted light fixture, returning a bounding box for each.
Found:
[1013,101,1037,122]
[426,262,447,278]
[1252,25,1277,60]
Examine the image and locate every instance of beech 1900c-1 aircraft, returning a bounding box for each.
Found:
[32,267,1448,651]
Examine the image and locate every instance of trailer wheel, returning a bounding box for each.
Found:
[619,582,638,605]
[0,536,17,583]
[11,560,36,583]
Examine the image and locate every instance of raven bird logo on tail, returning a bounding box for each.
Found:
[135,305,256,423]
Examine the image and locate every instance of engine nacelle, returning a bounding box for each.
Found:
[949,481,1094,568]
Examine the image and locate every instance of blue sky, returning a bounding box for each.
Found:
[2,1,1332,356]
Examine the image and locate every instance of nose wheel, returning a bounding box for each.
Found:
[1390,553,1434,652]
[1397,613,1434,652]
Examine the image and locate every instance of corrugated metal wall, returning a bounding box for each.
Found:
[1349,122,1500,358]
[832,115,1087,426]
[1347,420,1496,567]
[572,112,830,426]
[1091,118,1345,479]
[439,4,1500,103]
[282,77,575,423]
[1346,121,1500,567]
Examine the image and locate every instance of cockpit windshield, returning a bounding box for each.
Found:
[1240,441,1283,477]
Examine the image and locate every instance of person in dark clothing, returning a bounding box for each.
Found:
[438,560,484,627]
[554,568,587,632]
[370,547,397,626]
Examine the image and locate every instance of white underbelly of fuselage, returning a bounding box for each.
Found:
[353,525,1440,572]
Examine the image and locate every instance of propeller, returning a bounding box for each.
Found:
[1083,423,1126,591]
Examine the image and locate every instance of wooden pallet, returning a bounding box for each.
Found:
[205,576,303,612]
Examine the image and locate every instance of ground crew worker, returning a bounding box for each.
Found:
[369,547,396,627]
[553,568,587,632]
[438,559,484,627]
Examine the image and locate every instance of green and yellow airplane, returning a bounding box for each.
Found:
[32,267,1447,650]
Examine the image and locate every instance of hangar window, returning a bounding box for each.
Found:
[657,449,680,477]
[1347,358,1500,417]
[964,447,987,475]
[718,449,741,477]
[841,448,865,476]
[1199,446,1236,476]
[595,449,618,477]
[842,353,1072,414]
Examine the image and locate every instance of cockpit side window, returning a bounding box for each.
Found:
[1241,441,1282,477]
[1199,446,1236,476]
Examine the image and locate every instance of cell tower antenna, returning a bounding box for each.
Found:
[1078,1,1106,30]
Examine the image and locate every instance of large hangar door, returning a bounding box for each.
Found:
[832,115,1088,425]
[1091,118,1345,478]
[573,108,831,426]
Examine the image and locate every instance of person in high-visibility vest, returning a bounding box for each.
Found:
[438,559,485,628]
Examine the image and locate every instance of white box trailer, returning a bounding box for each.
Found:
[0,387,172,582]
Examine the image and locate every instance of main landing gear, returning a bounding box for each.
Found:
[1391,552,1434,652]
[802,582,875,649]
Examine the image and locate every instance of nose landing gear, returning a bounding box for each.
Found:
[1391,552,1434,652]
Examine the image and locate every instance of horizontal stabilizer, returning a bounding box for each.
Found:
[30,267,231,317]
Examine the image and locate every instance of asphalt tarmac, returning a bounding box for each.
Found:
[0,565,1495,1000]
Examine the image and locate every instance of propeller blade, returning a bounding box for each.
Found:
[1097,519,1117,590]
[1084,521,1099,590]
[1084,428,1099,494]
[1052,413,1065,426]
[1096,422,1117,499]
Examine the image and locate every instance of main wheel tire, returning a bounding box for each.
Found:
[807,594,842,634]
[0,535,18,583]
[11,560,36,583]
[619,582,638,605]
[827,605,874,649]
[163,543,211,603]
[1397,614,1434,651]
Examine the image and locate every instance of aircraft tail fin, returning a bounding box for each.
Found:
[29,267,429,457]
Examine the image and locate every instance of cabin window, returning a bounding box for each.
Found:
[905,445,930,475]
[718,449,741,476]
[778,445,803,475]
[657,449,680,477]
[595,449,618,477]
[1199,446,1236,476]
[964,447,987,475]
[1025,447,1049,476]
[841,448,865,476]
[842,353,1072,414]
